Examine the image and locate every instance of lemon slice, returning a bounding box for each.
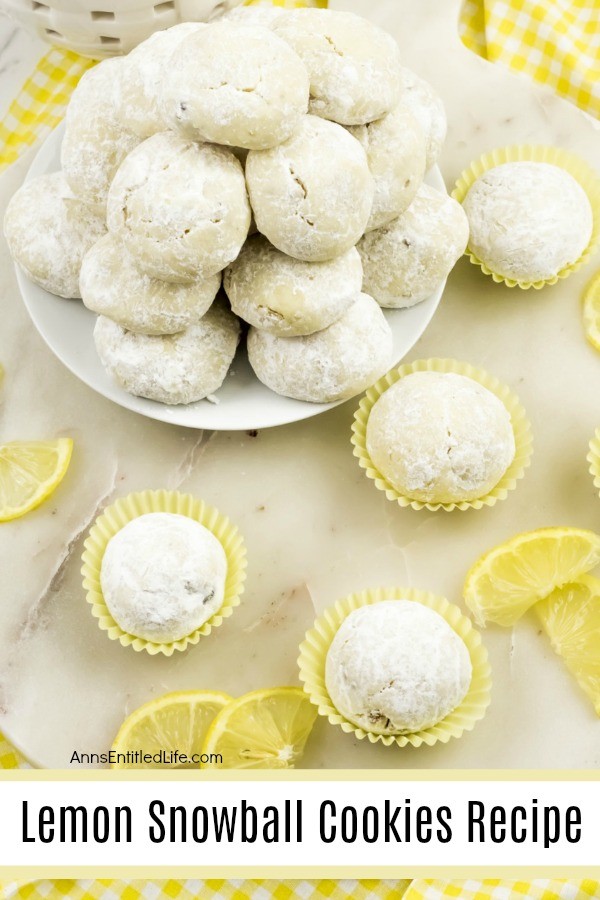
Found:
[583,270,600,352]
[0,439,73,522]
[536,576,600,715]
[202,687,317,769]
[464,527,600,627]
[111,690,232,769]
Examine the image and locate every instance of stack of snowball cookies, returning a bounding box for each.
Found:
[4,6,470,407]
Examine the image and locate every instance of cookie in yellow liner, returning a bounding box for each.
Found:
[452,144,600,290]
[81,489,247,657]
[298,586,491,749]
[582,270,600,352]
[351,357,533,512]
[588,427,600,495]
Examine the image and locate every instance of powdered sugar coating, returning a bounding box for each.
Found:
[4,172,106,299]
[358,184,469,308]
[117,23,206,139]
[247,292,393,403]
[100,512,227,643]
[224,235,362,336]
[222,5,284,27]
[80,234,221,335]
[106,132,250,283]
[348,104,426,231]
[273,9,402,126]
[94,302,240,405]
[61,59,140,211]
[325,601,472,734]
[462,162,593,282]
[397,68,447,170]
[161,22,309,150]
[246,115,374,262]
[366,371,516,504]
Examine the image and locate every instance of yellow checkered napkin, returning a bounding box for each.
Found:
[460,0,600,119]
[0,48,94,171]
[406,881,600,899]
[0,881,411,900]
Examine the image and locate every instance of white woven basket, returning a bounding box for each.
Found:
[0,0,245,57]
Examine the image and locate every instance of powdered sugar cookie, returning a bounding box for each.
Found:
[106,132,250,283]
[462,161,593,283]
[162,22,309,150]
[398,68,447,170]
[94,302,240,405]
[326,601,472,734]
[366,371,516,504]
[348,104,426,231]
[4,172,106,299]
[61,58,140,210]
[100,512,227,643]
[247,292,393,403]
[224,235,362,336]
[80,234,221,335]
[246,115,374,262]
[359,184,469,308]
[223,5,283,27]
[117,23,206,139]
[273,9,402,125]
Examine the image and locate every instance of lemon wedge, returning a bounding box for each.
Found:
[202,687,317,769]
[464,527,600,627]
[0,439,73,522]
[536,576,600,716]
[111,690,232,769]
[583,270,600,352]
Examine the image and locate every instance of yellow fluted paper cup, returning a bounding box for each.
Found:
[588,428,600,496]
[82,490,247,657]
[452,144,600,289]
[351,357,533,512]
[298,586,492,749]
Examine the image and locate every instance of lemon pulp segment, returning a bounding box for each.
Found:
[111,690,232,769]
[464,527,600,627]
[202,686,317,769]
[0,438,73,522]
[536,575,600,715]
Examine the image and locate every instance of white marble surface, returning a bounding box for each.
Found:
[0,0,599,769]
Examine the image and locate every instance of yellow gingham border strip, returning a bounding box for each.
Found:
[0,48,95,171]
[406,879,600,899]
[0,880,412,900]
[459,0,600,119]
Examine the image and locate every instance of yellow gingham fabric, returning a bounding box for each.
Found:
[0,880,412,900]
[460,0,600,119]
[406,881,600,899]
[0,48,94,171]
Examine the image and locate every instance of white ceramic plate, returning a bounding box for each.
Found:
[17,122,448,431]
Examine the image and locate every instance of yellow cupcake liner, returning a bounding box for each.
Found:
[298,586,492,749]
[588,428,600,496]
[81,490,247,657]
[351,357,533,512]
[452,144,600,290]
